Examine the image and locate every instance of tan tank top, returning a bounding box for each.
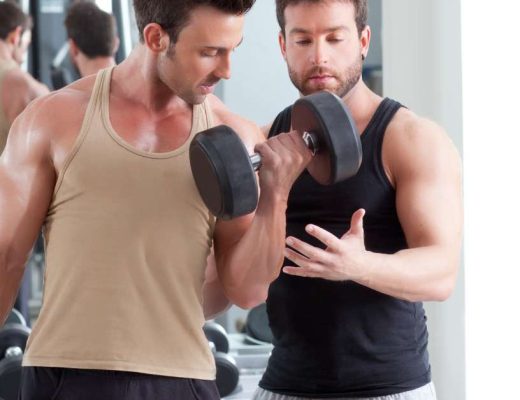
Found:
[23,68,218,379]
[0,59,17,154]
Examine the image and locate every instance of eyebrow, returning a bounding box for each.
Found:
[289,26,350,35]
[203,37,244,51]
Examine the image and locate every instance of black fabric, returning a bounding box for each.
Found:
[19,367,220,400]
[260,99,431,398]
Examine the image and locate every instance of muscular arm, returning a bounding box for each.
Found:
[209,101,311,308]
[0,102,55,325]
[283,113,462,302]
[360,116,462,301]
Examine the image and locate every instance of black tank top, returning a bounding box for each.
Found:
[259,98,431,397]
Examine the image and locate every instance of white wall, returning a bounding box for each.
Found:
[382,2,465,400]
[221,2,299,125]
[461,1,520,398]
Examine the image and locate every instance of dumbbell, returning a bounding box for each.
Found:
[2,308,27,328]
[190,91,362,220]
[203,322,239,398]
[0,323,31,400]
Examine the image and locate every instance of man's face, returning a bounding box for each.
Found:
[13,29,31,65]
[157,6,244,105]
[279,0,369,97]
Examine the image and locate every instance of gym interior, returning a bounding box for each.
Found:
[1,0,518,399]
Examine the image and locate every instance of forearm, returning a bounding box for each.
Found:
[219,192,287,308]
[0,251,27,325]
[357,245,460,302]
[202,279,231,320]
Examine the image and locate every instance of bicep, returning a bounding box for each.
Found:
[393,126,463,249]
[0,117,55,258]
[212,214,253,272]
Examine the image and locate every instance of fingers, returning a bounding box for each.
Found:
[282,247,326,278]
[347,208,365,237]
[304,224,340,251]
[285,236,332,262]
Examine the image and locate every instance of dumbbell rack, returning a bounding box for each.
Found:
[223,333,273,399]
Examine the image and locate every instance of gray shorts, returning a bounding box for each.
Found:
[252,382,437,400]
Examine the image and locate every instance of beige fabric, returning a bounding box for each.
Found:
[0,59,17,154]
[23,67,218,379]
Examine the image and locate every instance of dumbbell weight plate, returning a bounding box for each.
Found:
[0,324,30,357]
[292,91,362,185]
[190,126,258,220]
[0,353,23,400]
[203,322,230,354]
[214,352,239,398]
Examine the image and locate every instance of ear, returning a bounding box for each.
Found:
[112,36,120,55]
[68,39,80,58]
[6,26,23,47]
[143,23,170,53]
[360,25,371,61]
[278,31,287,61]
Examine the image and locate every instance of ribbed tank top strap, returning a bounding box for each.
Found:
[196,98,215,131]
[361,98,403,188]
[53,69,108,196]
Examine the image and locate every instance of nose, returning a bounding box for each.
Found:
[215,53,232,80]
[310,39,328,66]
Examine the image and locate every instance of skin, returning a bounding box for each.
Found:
[271,0,463,302]
[0,26,49,126]
[0,5,312,324]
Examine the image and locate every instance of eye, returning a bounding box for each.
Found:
[295,39,311,46]
[201,50,218,57]
[328,37,344,43]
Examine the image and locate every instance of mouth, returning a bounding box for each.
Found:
[199,80,219,95]
[308,75,335,84]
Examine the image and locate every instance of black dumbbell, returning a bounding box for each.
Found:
[2,309,27,328]
[190,91,362,220]
[0,323,31,400]
[203,322,239,398]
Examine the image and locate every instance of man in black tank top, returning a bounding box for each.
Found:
[254,1,462,399]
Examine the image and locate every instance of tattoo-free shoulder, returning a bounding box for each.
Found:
[207,94,263,152]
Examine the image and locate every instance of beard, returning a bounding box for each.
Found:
[288,53,363,98]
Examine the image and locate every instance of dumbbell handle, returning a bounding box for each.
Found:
[249,131,319,170]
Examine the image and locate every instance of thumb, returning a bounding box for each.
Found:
[347,208,365,237]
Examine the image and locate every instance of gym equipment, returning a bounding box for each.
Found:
[2,309,26,328]
[190,91,362,219]
[0,324,31,400]
[214,352,239,398]
[204,322,239,397]
[244,303,273,345]
[203,321,230,353]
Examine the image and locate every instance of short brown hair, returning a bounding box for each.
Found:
[133,0,256,44]
[65,1,118,58]
[276,0,367,37]
[0,1,32,40]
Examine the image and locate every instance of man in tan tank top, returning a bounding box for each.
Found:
[0,1,48,154]
[0,1,313,399]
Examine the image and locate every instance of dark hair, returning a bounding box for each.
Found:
[0,1,32,40]
[276,0,367,37]
[65,1,118,58]
[133,0,256,44]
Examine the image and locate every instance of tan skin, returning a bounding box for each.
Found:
[266,0,462,302]
[0,27,49,126]
[0,5,312,324]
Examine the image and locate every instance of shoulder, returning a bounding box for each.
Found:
[3,68,48,100]
[12,75,97,141]
[207,95,263,152]
[383,107,461,183]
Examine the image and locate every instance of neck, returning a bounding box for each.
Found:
[0,42,16,65]
[78,56,116,78]
[342,79,384,134]
[110,45,190,114]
